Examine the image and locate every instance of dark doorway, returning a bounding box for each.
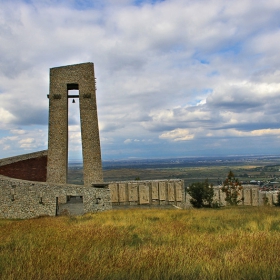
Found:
[55,197,59,216]
[58,196,84,216]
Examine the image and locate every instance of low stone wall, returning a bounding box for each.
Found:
[1,174,279,219]
[0,150,48,182]
[184,185,279,208]
[108,180,184,208]
[0,175,111,219]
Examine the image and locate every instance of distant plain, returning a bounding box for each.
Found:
[68,155,280,186]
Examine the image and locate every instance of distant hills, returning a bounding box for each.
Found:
[69,155,280,170]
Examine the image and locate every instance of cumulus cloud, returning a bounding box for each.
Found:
[124,139,132,144]
[0,128,47,157]
[1,0,280,159]
[19,138,35,148]
[0,107,16,123]
[160,128,195,141]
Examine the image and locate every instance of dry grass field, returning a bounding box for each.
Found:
[1,207,280,279]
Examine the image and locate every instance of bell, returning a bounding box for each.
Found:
[72,99,75,103]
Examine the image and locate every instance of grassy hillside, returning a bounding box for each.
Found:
[1,207,280,279]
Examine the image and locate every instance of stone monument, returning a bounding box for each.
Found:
[47,62,103,186]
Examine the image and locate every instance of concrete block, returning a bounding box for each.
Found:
[159,181,166,201]
[151,181,159,200]
[139,184,149,204]
[168,182,175,202]
[243,188,252,205]
[118,183,127,202]
[252,188,259,206]
[109,183,119,203]
[128,183,138,202]
[175,181,182,202]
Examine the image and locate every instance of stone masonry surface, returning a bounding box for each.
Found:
[108,181,279,208]
[47,62,103,185]
[108,180,184,207]
[0,174,111,219]
[0,154,278,218]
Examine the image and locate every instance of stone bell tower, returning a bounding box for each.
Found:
[47,62,103,186]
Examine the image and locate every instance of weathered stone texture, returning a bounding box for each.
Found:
[151,181,159,200]
[108,180,184,207]
[118,183,127,202]
[251,188,259,206]
[0,175,111,219]
[128,183,138,202]
[47,62,103,185]
[168,182,175,202]
[175,181,182,202]
[243,188,252,205]
[139,184,150,204]
[110,183,119,203]
[159,181,167,201]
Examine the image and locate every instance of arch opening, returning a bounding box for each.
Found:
[67,86,83,184]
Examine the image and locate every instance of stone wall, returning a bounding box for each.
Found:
[108,180,184,207]
[1,174,279,219]
[0,150,47,182]
[108,182,279,208]
[197,185,279,207]
[0,175,111,219]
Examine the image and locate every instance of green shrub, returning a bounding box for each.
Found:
[221,171,243,206]
[187,179,214,208]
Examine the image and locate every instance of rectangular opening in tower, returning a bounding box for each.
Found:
[67,84,83,185]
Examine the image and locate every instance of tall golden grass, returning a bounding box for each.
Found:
[1,207,280,279]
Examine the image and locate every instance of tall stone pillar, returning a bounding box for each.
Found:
[47,62,103,185]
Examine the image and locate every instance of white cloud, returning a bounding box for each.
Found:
[0,108,16,123]
[124,139,132,144]
[1,0,280,159]
[3,145,11,151]
[0,136,19,144]
[69,132,82,144]
[160,127,280,142]
[160,128,195,141]
[10,129,26,135]
[19,138,34,143]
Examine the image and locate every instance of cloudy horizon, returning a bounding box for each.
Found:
[1,0,280,160]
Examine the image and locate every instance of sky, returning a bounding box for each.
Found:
[1,0,280,161]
